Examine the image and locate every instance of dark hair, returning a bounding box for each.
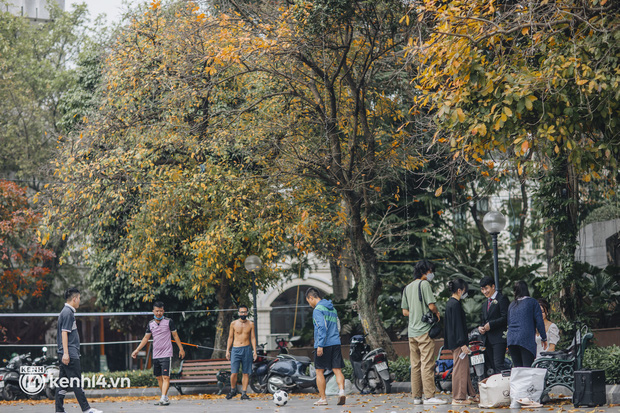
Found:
[153,301,165,309]
[479,276,495,288]
[64,287,80,301]
[538,299,550,318]
[413,259,436,280]
[448,279,468,294]
[305,287,321,300]
[238,304,249,311]
[513,281,530,301]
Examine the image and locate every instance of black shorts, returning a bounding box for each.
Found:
[153,357,171,377]
[314,345,345,370]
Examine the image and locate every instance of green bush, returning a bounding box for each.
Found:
[583,345,620,385]
[82,369,165,388]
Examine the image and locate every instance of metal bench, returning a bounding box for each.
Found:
[170,358,231,395]
[531,324,594,401]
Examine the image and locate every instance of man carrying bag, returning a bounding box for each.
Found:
[401,260,446,405]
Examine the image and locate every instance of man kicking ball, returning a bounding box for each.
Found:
[306,288,346,406]
[132,301,185,406]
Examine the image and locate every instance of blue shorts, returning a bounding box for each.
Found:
[231,345,253,375]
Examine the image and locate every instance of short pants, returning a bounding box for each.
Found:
[153,357,171,377]
[231,345,253,375]
[314,345,345,370]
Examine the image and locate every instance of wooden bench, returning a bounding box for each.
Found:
[170,358,231,395]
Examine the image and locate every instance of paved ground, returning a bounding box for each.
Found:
[0,392,617,413]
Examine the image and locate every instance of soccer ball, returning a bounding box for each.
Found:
[273,390,289,406]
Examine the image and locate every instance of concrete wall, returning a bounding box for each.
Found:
[576,219,620,268]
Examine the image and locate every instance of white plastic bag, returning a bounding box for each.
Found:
[325,375,353,395]
[509,367,547,408]
[479,373,511,408]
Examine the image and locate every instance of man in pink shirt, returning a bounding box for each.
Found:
[132,302,185,405]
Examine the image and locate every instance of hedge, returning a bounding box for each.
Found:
[583,345,620,385]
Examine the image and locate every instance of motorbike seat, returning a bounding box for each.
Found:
[282,354,311,364]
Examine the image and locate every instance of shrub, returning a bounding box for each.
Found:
[583,345,620,384]
[81,369,165,388]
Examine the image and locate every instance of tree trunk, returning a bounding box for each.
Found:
[329,247,352,300]
[345,192,397,360]
[469,184,490,252]
[211,274,234,358]
[514,171,529,268]
[540,155,579,321]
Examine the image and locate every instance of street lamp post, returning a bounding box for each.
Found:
[244,255,262,340]
[483,211,507,293]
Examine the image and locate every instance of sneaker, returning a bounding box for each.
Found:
[240,393,250,400]
[424,397,447,405]
[160,398,170,406]
[313,399,328,406]
[337,392,346,406]
[84,409,103,413]
[452,399,473,405]
[413,398,422,405]
[226,389,238,400]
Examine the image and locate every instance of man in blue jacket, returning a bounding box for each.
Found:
[306,288,346,406]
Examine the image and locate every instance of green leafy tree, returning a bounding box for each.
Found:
[413,0,620,320]
[0,3,89,188]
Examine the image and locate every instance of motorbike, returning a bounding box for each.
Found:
[434,329,512,393]
[0,352,33,401]
[467,329,487,393]
[349,335,392,394]
[32,347,60,400]
[250,343,278,394]
[266,353,333,394]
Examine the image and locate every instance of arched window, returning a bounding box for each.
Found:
[269,286,327,334]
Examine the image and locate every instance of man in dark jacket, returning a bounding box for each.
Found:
[306,288,345,406]
[478,276,509,374]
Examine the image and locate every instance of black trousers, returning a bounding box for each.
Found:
[485,342,508,374]
[508,345,535,368]
[55,358,90,413]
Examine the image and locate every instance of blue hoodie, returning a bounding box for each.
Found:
[312,299,341,348]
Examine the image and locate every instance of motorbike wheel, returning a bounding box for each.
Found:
[354,378,368,393]
[45,385,56,400]
[2,384,19,401]
[267,375,283,394]
[366,369,391,394]
[250,375,267,394]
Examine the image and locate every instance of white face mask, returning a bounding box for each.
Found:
[426,272,435,282]
[461,291,468,299]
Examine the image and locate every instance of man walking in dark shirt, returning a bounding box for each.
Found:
[55,287,102,413]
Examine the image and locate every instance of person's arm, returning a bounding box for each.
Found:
[428,303,441,321]
[547,324,560,352]
[401,286,410,317]
[61,331,70,365]
[131,333,152,359]
[422,281,441,321]
[250,322,257,361]
[171,331,185,359]
[533,301,548,350]
[225,321,234,361]
[314,309,326,356]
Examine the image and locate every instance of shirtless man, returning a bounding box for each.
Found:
[225,305,257,400]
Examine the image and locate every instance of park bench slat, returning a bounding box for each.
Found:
[170,358,231,394]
